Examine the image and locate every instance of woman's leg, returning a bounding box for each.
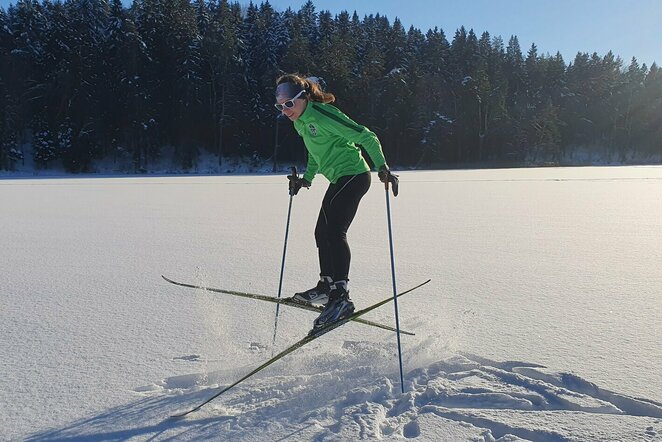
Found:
[318,172,371,283]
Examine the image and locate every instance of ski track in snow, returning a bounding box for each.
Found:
[27,343,662,441]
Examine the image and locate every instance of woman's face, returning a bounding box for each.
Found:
[276,92,307,121]
[275,83,307,121]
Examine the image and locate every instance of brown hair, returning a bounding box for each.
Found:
[276,73,335,104]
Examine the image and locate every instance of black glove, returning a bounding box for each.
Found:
[378,165,399,197]
[288,175,311,196]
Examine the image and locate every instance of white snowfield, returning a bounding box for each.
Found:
[1,166,661,441]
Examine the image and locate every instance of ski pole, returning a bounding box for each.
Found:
[271,166,297,354]
[384,172,405,393]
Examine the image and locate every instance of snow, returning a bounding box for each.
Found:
[2,166,662,441]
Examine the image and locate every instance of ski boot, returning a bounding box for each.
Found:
[310,281,355,333]
[291,276,332,306]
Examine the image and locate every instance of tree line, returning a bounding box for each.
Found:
[1,0,660,173]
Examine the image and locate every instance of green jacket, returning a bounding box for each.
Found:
[293,101,387,184]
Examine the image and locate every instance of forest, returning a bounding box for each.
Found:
[1,0,660,172]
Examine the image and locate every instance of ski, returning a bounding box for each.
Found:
[170,278,430,418]
[162,275,415,336]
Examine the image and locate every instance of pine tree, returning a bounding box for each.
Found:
[380,17,412,164]
[450,27,481,161]
[32,117,58,168]
[105,0,153,171]
[167,0,201,167]
[504,35,526,159]
[401,25,425,165]
[545,51,566,104]
[528,101,562,162]
[314,9,333,80]
[414,27,452,164]
[280,9,315,74]
[0,4,21,174]
[0,7,12,170]
[481,35,509,160]
[618,57,649,159]
[525,43,542,108]
[135,0,200,167]
[7,0,48,145]
[39,0,72,122]
[640,63,662,157]
[1,131,22,170]
[316,11,355,102]
[353,14,385,126]
[198,0,242,166]
[297,0,318,49]
[57,118,73,166]
[238,1,283,160]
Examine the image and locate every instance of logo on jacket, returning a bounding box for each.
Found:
[308,124,318,136]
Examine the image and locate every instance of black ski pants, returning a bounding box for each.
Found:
[315,172,371,282]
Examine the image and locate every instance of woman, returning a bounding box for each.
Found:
[274,74,398,332]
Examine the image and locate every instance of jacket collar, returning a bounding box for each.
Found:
[297,101,316,123]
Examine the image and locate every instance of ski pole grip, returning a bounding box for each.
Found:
[288,166,299,196]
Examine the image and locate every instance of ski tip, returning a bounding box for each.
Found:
[412,279,431,290]
[170,410,194,419]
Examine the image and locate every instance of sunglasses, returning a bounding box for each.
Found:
[274,89,306,111]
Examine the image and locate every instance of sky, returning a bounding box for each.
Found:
[269,0,661,67]
[1,0,659,67]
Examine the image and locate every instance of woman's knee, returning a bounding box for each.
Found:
[325,226,347,244]
[315,224,328,247]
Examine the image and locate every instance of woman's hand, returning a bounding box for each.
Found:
[288,175,311,196]
[378,166,399,197]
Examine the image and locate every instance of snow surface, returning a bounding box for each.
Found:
[2,166,662,441]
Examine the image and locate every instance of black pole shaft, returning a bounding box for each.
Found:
[271,166,298,354]
[385,180,405,393]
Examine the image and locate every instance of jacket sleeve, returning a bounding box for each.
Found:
[303,152,319,183]
[315,104,388,170]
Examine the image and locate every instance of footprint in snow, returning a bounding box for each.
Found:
[173,354,202,362]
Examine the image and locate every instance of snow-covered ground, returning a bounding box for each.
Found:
[2,166,661,441]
